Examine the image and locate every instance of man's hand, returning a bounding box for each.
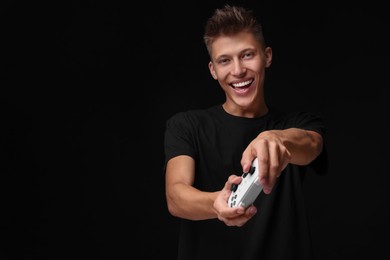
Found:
[241,131,291,194]
[213,175,258,227]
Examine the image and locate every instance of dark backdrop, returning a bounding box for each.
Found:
[1,1,388,259]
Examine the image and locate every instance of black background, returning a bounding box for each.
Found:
[1,1,389,259]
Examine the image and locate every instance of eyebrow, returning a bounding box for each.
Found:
[214,48,256,60]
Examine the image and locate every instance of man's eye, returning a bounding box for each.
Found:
[218,59,229,65]
[243,53,253,59]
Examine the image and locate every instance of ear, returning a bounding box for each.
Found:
[208,61,218,80]
[265,47,273,68]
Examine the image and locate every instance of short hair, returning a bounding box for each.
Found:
[203,5,266,56]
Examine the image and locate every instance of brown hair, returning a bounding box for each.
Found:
[203,5,266,56]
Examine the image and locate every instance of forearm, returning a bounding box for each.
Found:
[259,128,323,165]
[166,183,219,221]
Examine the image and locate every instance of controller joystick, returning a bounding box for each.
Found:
[228,158,263,208]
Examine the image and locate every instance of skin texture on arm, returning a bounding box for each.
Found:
[165,155,257,224]
[241,128,324,194]
[165,155,218,220]
[165,6,324,228]
[165,128,322,225]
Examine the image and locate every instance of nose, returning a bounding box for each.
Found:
[231,59,246,76]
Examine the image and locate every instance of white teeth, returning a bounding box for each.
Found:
[232,80,252,88]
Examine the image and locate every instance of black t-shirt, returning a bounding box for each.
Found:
[164,105,326,260]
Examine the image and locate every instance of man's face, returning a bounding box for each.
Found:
[208,31,272,116]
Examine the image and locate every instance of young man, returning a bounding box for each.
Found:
[164,5,326,260]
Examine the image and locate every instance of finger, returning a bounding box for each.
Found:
[224,175,241,191]
[244,205,257,218]
[241,142,257,172]
[225,206,257,227]
[268,143,281,185]
[282,149,291,170]
[257,143,270,189]
[218,206,245,219]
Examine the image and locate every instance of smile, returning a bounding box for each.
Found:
[231,79,253,88]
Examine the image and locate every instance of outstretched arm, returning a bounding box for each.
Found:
[241,128,323,194]
[165,155,217,220]
[165,155,257,225]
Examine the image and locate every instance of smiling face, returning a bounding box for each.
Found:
[208,31,272,118]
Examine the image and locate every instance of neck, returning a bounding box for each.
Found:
[222,102,268,118]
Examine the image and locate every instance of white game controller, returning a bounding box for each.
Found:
[228,158,263,208]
